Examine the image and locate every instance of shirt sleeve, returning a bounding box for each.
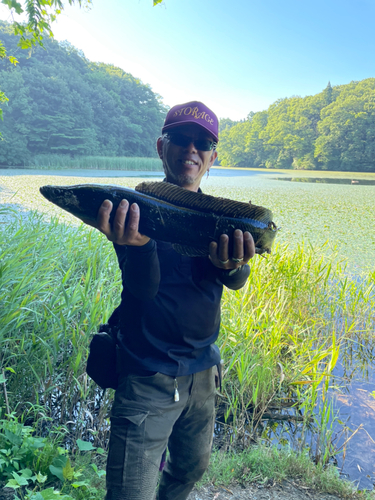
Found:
[216,264,250,290]
[113,240,161,300]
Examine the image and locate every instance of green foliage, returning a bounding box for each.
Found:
[0,22,167,165]
[24,154,163,171]
[217,79,375,172]
[0,411,106,500]
[0,208,120,443]
[0,412,47,480]
[201,445,373,499]
[1,1,87,50]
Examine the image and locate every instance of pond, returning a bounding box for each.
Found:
[1,167,375,489]
[276,177,375,186]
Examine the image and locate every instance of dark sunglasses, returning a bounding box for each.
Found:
[165,132,217,151]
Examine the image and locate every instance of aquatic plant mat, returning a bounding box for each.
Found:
[0,170,374,496]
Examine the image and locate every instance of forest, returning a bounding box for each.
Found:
[1,20,375,171]
[0,21,167,166]
[217,79,375,172]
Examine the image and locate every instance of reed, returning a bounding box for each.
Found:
[217,241,375,462]
[24,155,163,171]
[0,207,374,465]
[0,208,122,447]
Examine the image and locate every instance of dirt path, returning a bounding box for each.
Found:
[188,482,342,500]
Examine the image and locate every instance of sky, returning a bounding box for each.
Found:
[1,0,375,120]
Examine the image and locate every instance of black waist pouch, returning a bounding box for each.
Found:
[86,323,119,390]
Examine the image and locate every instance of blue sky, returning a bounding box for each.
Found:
[1,0,375,120]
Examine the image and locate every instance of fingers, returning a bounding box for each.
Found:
[95,199,150,246]
[243,231,256,261]
[113,199,129,240]
[124,202,141,240]
[209,230,255,269]
[96,199,115,237]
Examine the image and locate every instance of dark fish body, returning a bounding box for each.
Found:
[39,183,278,255]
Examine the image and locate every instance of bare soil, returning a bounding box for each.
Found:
[188,481,342,500]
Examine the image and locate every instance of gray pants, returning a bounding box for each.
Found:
[105,367,216,500]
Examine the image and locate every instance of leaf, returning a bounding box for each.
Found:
[76,439,95,451]
[5,479,20,489]
[290,380,314,385]
[11,471,29,486]
[20,468,33,478]
[8,56,19,66]
[49,455,67,482]
[62,458,74,481]
[0,375,6,384]
[49,465,64,482]
[4,429,22,446]
[72,481,89,488]
[36,487,62,500]
[2,0,24,15]
[36,472,48,484]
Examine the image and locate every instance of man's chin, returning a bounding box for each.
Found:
[168,173,195,188]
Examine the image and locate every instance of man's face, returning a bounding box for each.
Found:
[157,124,218,192]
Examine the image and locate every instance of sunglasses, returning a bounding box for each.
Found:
[165,133,217,151]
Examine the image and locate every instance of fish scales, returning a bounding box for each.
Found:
[39,183,278,255]
[135,181,273,225]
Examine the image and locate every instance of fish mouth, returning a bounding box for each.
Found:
[40,186,81,211]
[39,185,54,201]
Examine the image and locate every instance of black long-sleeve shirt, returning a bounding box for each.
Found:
[113,239,250,377]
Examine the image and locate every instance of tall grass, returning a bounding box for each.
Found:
[217,242,375,461]
[0,208,122,446]
[1,207,374,464]
[23,155,163,171]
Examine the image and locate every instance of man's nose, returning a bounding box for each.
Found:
[184,140,198,153]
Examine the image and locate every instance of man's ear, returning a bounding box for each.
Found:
[157,137,163,159]
[210,150,218,166]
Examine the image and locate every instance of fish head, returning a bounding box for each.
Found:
[39,185,98,224]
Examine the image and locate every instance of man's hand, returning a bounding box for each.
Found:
[87,199,150,246]
[208,230,255,270]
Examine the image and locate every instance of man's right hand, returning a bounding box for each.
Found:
[93,199,150,246]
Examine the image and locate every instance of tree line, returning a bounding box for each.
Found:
[0,21,167,166]
[217,80,375,172]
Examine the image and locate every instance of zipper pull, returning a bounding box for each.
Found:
[174,378,179,402]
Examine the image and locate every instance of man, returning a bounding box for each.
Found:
[94,101,255,500]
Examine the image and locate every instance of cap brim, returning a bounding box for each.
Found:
[162,121,219,143]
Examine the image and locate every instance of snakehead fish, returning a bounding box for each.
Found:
[39,182,278,256]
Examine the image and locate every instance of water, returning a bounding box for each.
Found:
[276,177,375,186]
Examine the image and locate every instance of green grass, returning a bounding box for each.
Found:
[0,209,120,447]
[198,445,375,499]
[22,155,163,171]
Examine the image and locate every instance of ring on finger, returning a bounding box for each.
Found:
[219,259,229,265]
[232,257,244,263]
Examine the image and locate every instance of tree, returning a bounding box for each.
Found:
[0,23,167,164]
[0,0,163,130]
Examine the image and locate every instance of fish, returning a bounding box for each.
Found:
[39,182,278,256]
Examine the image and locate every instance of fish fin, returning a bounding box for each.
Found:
[136,181,273,224]
[172,244,209,257]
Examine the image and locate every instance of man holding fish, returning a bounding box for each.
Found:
[94,102,255,500]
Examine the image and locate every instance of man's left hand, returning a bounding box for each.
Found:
[208,230,255,270]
